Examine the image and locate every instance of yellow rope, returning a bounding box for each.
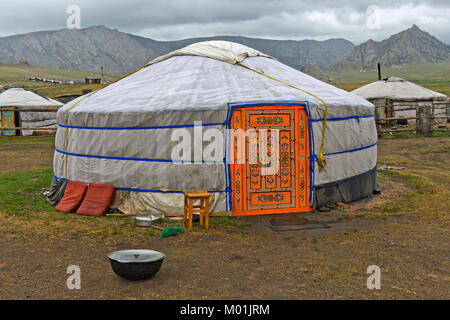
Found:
[64,90,99,178]
[63,64,151,178]
[62,60,329,179]
[236,62,328,171]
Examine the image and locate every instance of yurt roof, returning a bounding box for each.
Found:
[146,40,274,66]
[351,76,447,102]
[0,88,63,108]
[61,41,373,116]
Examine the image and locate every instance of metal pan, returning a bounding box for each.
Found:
[107,249,165,280]
[135,214,162,227]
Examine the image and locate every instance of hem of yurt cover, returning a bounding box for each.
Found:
[52,174,226,216]
[314,165,378,208]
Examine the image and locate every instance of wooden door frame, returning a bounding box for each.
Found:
[1,107,17,136]
[230,104,312,216]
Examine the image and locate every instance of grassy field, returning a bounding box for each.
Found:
[0,63,119,98]
[330,61,450,95]
[0,134,448,299]
[2,61,449,100]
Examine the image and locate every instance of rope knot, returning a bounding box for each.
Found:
[317,153,327,172]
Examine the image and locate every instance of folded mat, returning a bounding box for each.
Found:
[55,180,88,213]
[76,184,116,216]
[161,227,185,238]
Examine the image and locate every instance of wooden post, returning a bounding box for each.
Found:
[370,99,380,134]
[416,105,432,134]
[199,199,204,226]
[432,101,435,124]
[188,198,193,231]
[445,99,450,123]
[205,197,210,230]
[386,99,394,126]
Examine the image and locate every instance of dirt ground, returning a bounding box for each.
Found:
[0,135,448,299]
[0,137,54,174]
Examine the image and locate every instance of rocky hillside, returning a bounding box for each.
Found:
[343,25,450,68]
[301,62,333,82]
[0,26,354,74]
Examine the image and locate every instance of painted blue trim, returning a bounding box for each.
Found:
[225,102,232,211]
[304,101,316,205]
[225,101,309,124]
[356,166,377,178]
[227,101,309,112]
[53,175,229,193]
[322,142,377,157]
[53,175,66,182]
[58,122,227,130]
[310,114,373,122]
[55,148,224,164]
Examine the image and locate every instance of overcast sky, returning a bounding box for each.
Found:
[0,0,449,44]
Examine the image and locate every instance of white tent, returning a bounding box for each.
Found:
[0,88,63,135]
[351,77,447,102]
[52,41,378,216]
[352,77,448,124]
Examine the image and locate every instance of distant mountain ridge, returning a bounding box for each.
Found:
[342,25,450,69]
[0,26,354,74]
[0,24,448,76]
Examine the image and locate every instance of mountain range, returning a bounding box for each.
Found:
[0,25,448,75]
[0,26,354,74]
[343,25,450,69]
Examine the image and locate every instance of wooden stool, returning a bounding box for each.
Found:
[183,190,211,231]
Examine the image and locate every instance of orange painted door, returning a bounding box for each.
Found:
[231,106,311,215]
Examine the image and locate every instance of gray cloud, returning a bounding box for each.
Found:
[0,0,449,44]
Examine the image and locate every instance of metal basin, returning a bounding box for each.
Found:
[135,214,162,227]
[107,249,166,280]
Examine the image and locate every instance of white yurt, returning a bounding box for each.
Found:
[52,41,378,216]
[0,88,63,135]
[352,77,448,125]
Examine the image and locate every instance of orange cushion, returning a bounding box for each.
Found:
[55,180,88,213]
[76,184,116,217]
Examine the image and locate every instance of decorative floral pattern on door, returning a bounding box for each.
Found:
[231,106,311,215]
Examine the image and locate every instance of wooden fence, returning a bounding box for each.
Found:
[373,101,449,134]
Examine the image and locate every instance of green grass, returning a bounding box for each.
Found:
[0,136,55,145]
[210,216,252,227]
[0,167,54,216]
[380,131,450,139]
[375,171,435,215]
[330,61,450,83]
[0,63,118,86]
[0,63,120,98]
[329,61,450,95]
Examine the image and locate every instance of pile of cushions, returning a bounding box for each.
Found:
[55,180,116,216]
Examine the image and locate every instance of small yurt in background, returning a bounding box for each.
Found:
[352,77,448,125]
[0,88,63,136]
[52,41,378,216]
